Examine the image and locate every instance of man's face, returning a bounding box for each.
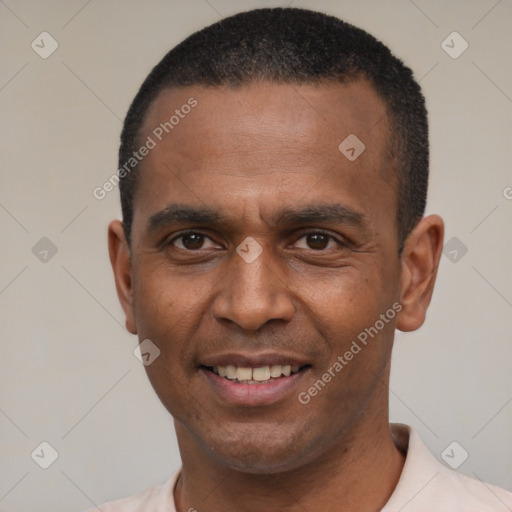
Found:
[125,80,404,472]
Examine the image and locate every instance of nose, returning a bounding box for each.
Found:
[211,244,295,332]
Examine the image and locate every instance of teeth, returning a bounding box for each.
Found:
[211,364,302,383]
[252,366,271,381]
[225,365,237,379]
[269,364,282,378]
[236,367,252,381]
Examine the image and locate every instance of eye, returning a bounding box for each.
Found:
[166,230,344,252]
[293,232,342,250]
[168,231,218,251]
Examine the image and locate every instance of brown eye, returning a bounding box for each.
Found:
[306,233,329,250]
[294,232,339,251]
[181,233,204,250]
[170,232,216,251]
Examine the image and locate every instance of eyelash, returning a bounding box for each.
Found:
[166,230,345,251]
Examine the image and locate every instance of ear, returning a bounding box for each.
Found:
[108,220,137,334]
[396,214,444,332]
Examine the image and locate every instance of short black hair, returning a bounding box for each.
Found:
[119,7,428,252]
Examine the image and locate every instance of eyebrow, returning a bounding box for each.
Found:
[146,202,365,234]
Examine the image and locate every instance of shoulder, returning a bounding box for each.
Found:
[82,471,179,512]
[423,456,512,511]
[450,470,512,510]
[384,423,512,511]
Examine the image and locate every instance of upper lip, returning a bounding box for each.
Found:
[200,352,310,368]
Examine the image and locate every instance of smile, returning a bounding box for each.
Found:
[207,364,303,384]
[200,361,311,406]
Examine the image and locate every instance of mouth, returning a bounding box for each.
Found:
[202,364,310,384]
[199,359,312,406]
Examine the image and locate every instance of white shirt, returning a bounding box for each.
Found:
[89,423,512,511]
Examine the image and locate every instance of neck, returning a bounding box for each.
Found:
[174,384,405,512]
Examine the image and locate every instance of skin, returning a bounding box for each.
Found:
[108,79,444,512]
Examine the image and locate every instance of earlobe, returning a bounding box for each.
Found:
[108,220,137,334]
[396,215,444,332]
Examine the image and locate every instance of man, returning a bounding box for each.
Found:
[99,7,512,511]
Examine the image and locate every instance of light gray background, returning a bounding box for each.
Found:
[1,1,511,511]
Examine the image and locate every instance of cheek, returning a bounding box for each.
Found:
[131,268,205,419]
[300,267,398,380]
[299,267,383,332]
[133,259,207,328]
[131,264,208,379]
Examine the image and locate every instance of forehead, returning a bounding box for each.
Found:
[141,79,389,155]
[133,80,396,233]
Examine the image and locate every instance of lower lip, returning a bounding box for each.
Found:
[200,368,309,406]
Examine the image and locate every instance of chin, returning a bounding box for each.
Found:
[198,424,322,475]
[212,447,308,475]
